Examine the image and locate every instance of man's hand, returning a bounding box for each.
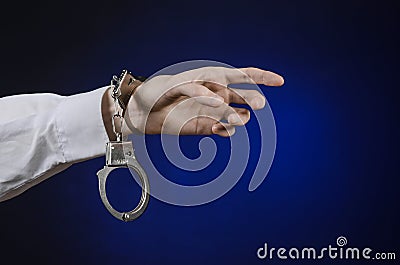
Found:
[103,66,284,139]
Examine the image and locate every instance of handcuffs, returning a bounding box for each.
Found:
[96,70,150,222]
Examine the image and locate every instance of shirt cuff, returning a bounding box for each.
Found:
[55,86,110,163]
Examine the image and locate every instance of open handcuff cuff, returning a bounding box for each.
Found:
[96,70,149,222]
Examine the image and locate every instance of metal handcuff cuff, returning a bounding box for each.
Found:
[96,70,150,222]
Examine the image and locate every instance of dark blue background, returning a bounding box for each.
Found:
[1,0,398,264]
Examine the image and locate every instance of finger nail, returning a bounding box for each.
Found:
[279,76,285,85]
[272,75,284,86]
[251,98,265,109]
[212,124,219,133]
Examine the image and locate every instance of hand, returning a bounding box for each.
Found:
[124,66,284,137]
[102,66,284,139]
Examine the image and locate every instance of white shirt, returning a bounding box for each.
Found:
[0,87,109,202]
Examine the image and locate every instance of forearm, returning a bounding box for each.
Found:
[0,87,109,201]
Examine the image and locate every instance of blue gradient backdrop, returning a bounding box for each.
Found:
[1,1,398,264]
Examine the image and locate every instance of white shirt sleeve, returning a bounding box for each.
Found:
[0,86,110,202]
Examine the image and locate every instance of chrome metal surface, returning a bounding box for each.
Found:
[97,143,149,222]
[105,141,135,167]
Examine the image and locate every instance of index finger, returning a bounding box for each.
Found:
[226,67,284,86]
[175,66,284,86]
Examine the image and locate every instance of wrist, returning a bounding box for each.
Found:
[102,70,144,140]
[124,86,145,135]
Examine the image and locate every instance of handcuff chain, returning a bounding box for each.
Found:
[110,75,123,141]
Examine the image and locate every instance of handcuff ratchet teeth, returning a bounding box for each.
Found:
[96,70,150,222]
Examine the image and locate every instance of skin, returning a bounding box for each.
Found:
[102,66,284,139]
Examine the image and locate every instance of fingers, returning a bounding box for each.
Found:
[212,122,235,137]
[226,107,250,125]
[168,101,249,137]
[194,104,249,129]
[177,66,284,86]
[202,82,267,110]
[163,66,282,109]
[180,118,236,137]
[229,88,266,110]
[235,67,284,86]
[197,104,249,136]
[221,67,284,86]
[172,83,225,107]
